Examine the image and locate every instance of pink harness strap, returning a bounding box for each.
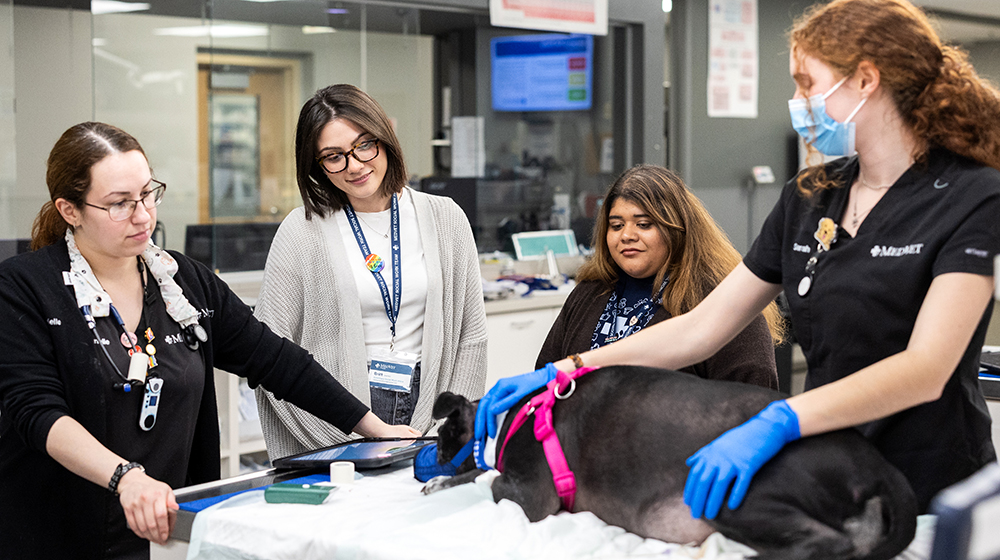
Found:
[497,366,598,512]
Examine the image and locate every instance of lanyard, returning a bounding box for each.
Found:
[343,194,402,348]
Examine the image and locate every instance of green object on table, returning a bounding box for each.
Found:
[264,482,337,505]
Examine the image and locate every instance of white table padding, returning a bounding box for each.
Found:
[185,466,933,560]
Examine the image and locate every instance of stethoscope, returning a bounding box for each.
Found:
[76,260,208,431]
[80,304,207,390]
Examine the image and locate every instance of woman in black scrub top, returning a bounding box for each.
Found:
[477,0,1000,517]
[0,122,419,560]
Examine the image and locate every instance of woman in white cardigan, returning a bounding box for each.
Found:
[255,84,488,460]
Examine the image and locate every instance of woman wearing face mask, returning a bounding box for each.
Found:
[535,164,784,387]
[254,84,487,460]
[477,0,1000,518]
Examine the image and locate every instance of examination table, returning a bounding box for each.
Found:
[154,457,939,560]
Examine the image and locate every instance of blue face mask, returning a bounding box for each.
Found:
[788,76,867,157]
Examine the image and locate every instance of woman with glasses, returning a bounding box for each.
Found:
[254,84,488,460]
[0,121,418,559]
[534,164,784,387]
[478,0,1000,520]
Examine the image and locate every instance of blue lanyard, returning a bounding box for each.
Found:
[343,194,402,345]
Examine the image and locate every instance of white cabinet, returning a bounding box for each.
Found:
[484,293,567,389]
[214,369,268,478]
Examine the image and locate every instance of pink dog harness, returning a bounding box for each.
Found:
[496,366,598,512]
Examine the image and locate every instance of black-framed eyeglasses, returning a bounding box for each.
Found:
[316,139,380,174]
[85,180,166,222]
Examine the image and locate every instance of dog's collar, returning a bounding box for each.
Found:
[496,366,598,512]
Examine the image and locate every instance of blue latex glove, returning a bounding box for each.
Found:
[683,400,801,520]
[474,363,559,439]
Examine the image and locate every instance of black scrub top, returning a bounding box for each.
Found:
[94,277,205,558]
[744,148,1000,512]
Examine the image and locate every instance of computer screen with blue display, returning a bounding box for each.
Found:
[491,33,593,112]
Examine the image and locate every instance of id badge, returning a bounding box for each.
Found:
[368,349,418,393]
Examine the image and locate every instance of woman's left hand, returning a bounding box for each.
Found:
[683,400,800,519]
[116,469,179,545]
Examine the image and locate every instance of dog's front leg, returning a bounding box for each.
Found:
[492,472,561,522]
[421,468,485,495]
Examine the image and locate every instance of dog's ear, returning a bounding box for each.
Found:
[432,391,471,420]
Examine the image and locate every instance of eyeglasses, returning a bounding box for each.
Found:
[316,139,380,174]
[85,180,166,222]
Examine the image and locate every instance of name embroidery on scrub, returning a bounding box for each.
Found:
[869,243,924,258]
[793,243,811,254]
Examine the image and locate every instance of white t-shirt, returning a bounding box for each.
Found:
[332,188,427,360]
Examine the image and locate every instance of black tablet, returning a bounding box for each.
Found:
[981,351,1000,375]
[272,437,437,470]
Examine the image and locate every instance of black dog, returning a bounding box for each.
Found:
[424,365,917,560]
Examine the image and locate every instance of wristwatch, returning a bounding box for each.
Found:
[108,461,145,495]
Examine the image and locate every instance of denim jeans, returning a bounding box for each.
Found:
[370,363,421,425]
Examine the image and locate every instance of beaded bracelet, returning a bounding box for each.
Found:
[108,461,145,495]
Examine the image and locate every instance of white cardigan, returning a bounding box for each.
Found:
[254,188,488,459]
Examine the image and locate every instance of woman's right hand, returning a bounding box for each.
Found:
[474,363,559,439]
[116,469,179,545]
[353,411,421,438]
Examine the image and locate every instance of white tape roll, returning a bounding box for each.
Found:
[330,461,355,485]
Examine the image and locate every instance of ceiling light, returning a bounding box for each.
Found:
[302,26,337,35]
[92,0,150,15]
[153,25,269,38]
[662,0,672,13]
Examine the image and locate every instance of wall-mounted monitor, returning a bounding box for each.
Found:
[491,33,593,112]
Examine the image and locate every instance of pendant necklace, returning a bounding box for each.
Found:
[356,213,389,239]
[852,174,891,228]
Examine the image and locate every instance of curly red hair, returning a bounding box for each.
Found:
[790,0,1000,196]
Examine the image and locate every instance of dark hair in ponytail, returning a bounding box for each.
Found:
[790,0,1000,196]
[31,122,145,250]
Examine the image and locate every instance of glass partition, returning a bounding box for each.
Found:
[7,0,641,272]
[91,0,431,271]
[0,0,14,245]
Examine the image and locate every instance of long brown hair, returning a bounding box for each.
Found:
[31,122,146,250]
[294,84,407,219]
[578,165,786,345]
[791,0,1000,196]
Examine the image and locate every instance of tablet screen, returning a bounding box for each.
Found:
[273,437,435,470]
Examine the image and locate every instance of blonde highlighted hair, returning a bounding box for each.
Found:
[578,165,786,346]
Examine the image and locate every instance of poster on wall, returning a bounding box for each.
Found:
[490,0,608,36]
[707,0,759,118]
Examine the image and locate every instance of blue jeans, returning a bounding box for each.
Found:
[370,363,421,425]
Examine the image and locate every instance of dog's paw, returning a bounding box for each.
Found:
[421,476,452,495]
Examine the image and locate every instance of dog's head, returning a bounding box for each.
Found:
[431,391,478,474]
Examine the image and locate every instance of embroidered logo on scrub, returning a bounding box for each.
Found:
[870,244,924,257]
[933,179,949,189]
[814,218,837,252]
[964,247,989,258]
